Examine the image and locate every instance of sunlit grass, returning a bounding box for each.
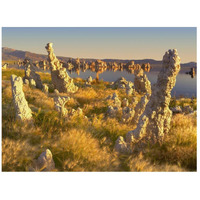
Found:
[1,68,197,171]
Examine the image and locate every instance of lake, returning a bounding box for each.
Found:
[68,69,197,98]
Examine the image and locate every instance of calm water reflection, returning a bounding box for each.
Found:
[68,70,197,98]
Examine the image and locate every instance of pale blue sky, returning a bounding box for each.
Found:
[2,27,196,63]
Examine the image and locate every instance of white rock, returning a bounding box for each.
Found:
[29,79,36,87]
[42,84,49,94]
[46,43,78,93]
[11,75,32,121]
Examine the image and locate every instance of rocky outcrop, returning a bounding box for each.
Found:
[126,81,135,95]
[113,77,128,89]
[11,75,32,121]
[134,68,151,94]
[45,43,78,93]
[115,49,181,153]
[54,96,70,117]
[23,59,43,89]
[186,67,195,78]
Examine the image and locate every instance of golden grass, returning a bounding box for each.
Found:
[2,138,37,171]
[1,68,197,171]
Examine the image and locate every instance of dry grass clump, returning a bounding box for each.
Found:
[144,114,197,171]
[90,115,135,146]
[51,129,120,171]
[125,153,185,172]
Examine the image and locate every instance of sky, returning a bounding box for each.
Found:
[2,27,197,63]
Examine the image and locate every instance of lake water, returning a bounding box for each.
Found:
[68,70,197,98]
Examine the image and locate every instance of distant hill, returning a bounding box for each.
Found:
[2,47,197,69]
[2,47,70,63]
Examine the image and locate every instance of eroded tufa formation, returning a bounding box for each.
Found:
[134,68,151,94]
[115,49,181,153]
[11,75,32,121]
[45,43,78,93]
[23,59,43,89]
[54,96,70,117]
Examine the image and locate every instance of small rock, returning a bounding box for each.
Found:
[42,84,49,94]
[122,98,129,107]
[35,149,55,171]
[54,89,59,95]
[29,79,36,87]
[171,106,182,114]
[87,76,93,83]
[24,79,29,85]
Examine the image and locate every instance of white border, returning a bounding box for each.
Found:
[0,0,199,200]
